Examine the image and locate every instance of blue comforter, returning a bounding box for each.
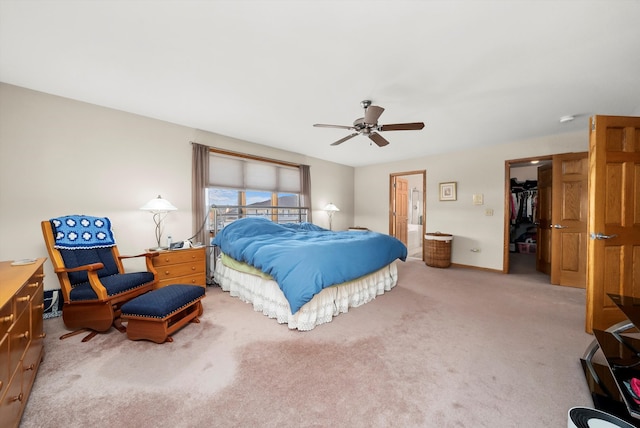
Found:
[213,217,407,314]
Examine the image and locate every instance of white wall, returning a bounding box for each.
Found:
[0,82,591,284]
[354,132,588,270]
[0,83,354,290]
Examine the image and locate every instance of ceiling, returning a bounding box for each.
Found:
[1,1,639,167]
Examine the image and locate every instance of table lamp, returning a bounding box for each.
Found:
[324,203,340,230]
[140,195,177,250]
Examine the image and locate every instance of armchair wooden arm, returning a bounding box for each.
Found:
[52,262,109,301]
[54,262,105,273]
[118,251,159,278]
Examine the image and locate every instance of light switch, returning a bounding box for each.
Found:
[473,194,484,205]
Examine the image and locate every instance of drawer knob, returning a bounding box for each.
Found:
[191,266,196,271]
[164,270,170,275]
[11,392,24,403]
[17,330,29,340]
[17,295,31,303]
[36,303,45,310]
[1,314,14,323]
[39,332,47,339]
[24,363,35,371]
[28,282,39,289]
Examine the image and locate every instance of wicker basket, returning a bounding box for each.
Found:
[425,233,453,268]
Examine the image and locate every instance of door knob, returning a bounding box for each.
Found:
[590,232,618,240]
[552,224,568,229]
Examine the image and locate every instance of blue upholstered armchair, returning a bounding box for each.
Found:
[41,216,159,341]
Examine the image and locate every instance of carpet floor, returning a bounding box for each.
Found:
[20,258,594,427]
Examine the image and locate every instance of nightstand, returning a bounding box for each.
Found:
[151,246,206,288]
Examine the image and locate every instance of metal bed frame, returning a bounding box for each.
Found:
[207,205,310,283]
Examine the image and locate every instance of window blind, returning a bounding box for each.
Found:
[209,152,301,193]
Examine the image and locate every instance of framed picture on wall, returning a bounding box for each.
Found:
[439,182,457,201]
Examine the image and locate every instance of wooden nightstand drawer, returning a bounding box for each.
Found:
[152,247,206,289]
[157,263,202,279]
[153,248,205,267]
[157,273,205,288]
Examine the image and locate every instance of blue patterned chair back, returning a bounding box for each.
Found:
[49,215,120,287]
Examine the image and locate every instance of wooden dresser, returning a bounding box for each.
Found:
[0,258,46,428]
[152,246,206,288]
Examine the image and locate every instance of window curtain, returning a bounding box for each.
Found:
[300,164,312,222]
[191,143,209,246]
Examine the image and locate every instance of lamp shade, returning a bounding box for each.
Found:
[324,203,340,212]
[140,195,177,212]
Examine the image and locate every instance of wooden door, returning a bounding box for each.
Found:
[550,152,589,287]
[586,115,640,333]
[394,177,409,246]
[536,163,552,274]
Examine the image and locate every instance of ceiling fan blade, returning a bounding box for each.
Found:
[313,123,354,130]
[331,133,359,146]
[364,105,384,124]
[379,122,425,131]
[369,132,390,147]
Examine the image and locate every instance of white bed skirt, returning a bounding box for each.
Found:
[213,259,399,331]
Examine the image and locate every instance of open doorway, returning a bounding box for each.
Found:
[505,157,552,276]
[505,152,588,286]
[389,170,426,260]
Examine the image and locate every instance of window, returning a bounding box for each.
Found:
[206,150,308,233]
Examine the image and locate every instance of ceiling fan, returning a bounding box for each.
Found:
[313,100,425,147]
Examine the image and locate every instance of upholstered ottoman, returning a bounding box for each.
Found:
[121,284,205,343]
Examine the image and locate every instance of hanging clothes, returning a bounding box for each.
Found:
[510,180,538,225]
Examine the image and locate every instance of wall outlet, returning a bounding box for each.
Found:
[485,208,494,216]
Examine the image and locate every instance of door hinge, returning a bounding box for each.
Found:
[591,120,596,132]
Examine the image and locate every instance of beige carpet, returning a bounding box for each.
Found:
[20,258,594,427]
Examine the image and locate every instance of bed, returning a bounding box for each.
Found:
[212,217,407,330]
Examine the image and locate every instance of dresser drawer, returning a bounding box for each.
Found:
[153,249,204,267]
[0,302,13,339]
[14,283,33,318]
[0,363,23,426]
[0,334,8,397]
[0,258,46,428]
[8,309,29,373]
[21,342,43,401]
[29,283,45,354]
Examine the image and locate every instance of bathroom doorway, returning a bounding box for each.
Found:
[389,170,426,260]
